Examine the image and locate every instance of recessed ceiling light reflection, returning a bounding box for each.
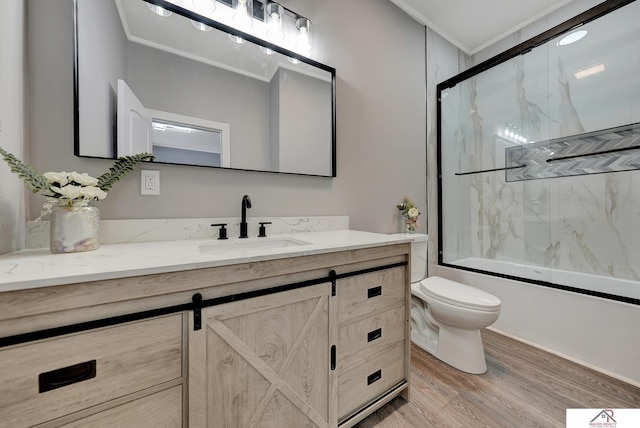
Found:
[229,34,245,44]
[558,30,587,46]
[147,4,172,17]
[259,46,275,55]
[191,20,212,32]
[287,57,300,64]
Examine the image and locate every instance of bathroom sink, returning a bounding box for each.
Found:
[198,237,311,256]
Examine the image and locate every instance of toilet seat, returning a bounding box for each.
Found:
[417,277,501,311]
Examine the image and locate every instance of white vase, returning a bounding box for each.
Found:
[49,201,100,253]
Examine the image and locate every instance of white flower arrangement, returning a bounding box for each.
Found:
[0,146,154,216]
[43,171,108,202]
[38,171,109,218]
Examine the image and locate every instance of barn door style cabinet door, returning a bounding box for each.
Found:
[188,282,337,428]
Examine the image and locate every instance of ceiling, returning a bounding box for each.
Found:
[389,0,578,55]
[115,0,329,82]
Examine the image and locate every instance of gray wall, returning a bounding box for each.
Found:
[25,0,427,233]
[77,0,127,158]
[126,42,271,171]
[275,67,332,176]
[0,0,26,254]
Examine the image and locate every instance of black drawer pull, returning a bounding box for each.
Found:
[39,360,96,393]
[331,345,336,370]
[367,328,382,342]
[367,369,382,385]
[367,286,382,298]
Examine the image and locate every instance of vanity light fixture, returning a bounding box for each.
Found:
[265,2,285,42]
[232,0,253,29]
[157,0,314,55]
[558,29,587,46]
[295,17,312,53]
[147,3,172,16]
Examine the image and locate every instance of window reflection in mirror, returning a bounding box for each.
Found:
[151,120,226,168]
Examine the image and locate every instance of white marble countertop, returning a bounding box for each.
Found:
[0,230,413,293]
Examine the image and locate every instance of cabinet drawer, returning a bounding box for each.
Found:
[337,342,405,420]
[338,266,406,325]
[61,385,183,428]
[338,305,405,371]
[0,314,183,428]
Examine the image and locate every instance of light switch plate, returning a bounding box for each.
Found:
[141,170,160,195]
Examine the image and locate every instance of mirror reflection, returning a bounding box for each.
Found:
[75,0,336,176]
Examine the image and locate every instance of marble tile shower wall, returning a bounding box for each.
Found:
[440,2,640,282]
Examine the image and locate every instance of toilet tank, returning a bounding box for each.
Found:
[391,233,428,283]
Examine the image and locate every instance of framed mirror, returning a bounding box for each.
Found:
[74,0,336,177]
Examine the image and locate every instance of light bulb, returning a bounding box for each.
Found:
[266,3,285,42]
[295,17,312,53]
[296,27,311,52]
[233,0,253,29]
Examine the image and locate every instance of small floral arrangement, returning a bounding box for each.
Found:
[0,146,154,217]
[396,196,420,233]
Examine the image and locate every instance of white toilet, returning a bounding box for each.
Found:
[397,233,501,374]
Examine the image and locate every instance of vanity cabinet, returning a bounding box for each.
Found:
[60,386,183,428]
[0,314,184,427]
[188,283,336,427]
[335,265,409,426]
[188,253,410,428]
[0,239,410,428]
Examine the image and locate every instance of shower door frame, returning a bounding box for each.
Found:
[436,0,639,306]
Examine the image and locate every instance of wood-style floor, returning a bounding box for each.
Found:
[356,329,640,427]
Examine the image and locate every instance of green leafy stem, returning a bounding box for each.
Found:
[0,146,154,193]
[97,153,155,191]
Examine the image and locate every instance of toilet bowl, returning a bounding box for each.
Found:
[393,233,501,374]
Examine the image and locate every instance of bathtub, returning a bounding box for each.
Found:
[452,257,640,301]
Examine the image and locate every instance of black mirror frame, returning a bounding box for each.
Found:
[73,0,337,177]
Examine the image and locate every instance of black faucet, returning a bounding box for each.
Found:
[239,195,252,238]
